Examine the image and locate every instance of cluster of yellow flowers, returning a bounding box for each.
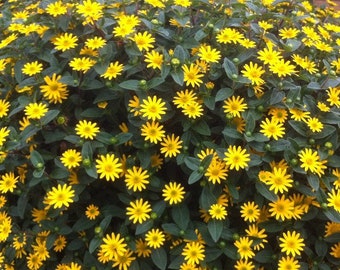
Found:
[0,0,340,269]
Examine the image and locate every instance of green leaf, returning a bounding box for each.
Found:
[215,88,233,102]
[116,132,133,145]
[73,216,97,232]
[151,247,167,270]
[192,120,211,136]
[172,205,190,230]
[208,219,223,242]
[41,110,60,125]
[184,156,200,170]
[315,239,327,258]
[223,58,237,79]
[188,170,203,184]
[313,125,336,139]
[307,174,319,191]
[323,209,340,223]
[288,120,307,136]
[30,150,44,167]
[136,219,153,235]
[148,77,165,89]
[162,223,180,236]
[254,249,274,263]
[203,96,215,110]
[89,237,102,253]
[325,233,340,243]
[119,80,140,90]
[17,192,28,219]
[255,182,277,202]
[171,70,184,86]
[270,139,291,152]
[222,127,242,139]
[99,215,112,232]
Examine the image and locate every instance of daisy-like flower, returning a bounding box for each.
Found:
[40,73,68,104]
[223,145,250,171]
[126,198,152,224]
[181,101,203,119]
[53,235,67,252]
[144,50,163,70]
[160,134,183,158]
[60,149,82,169]
[257,45,282,65]
[85,36,106,49]
[298,148,320,174]
[162,182,185,205]
[0,127,10,147]
[182,241,205,265]
[140,96,167,121]
[85,204,100,220]
[234,259,255,270]
[46,184,75,209]
[95,153,123,182]
[132,31,155,51]
[223,96,248,118]
[173,89,198,109]
[0,172,18,193]
[327,87,340,108]
[69,57,96,73]
[268,195,294,221]
[327,189,340,212]
[240,201,260,223]
[124,166,149,192]
[197,45,221,63]
[76,0,104,22]
[330,242,340,258]
[46,1,67,17]
[53,33,78,51]
[260,118,285,140]
[306,117,323,132]
[75,120,100,140]
[216,28,244,44]
[289,108,310,121]
[145,228,165,249]
[112,249,136,270]
[234,237,255,260]
[241,62,265,85]
[204,159,228,184]
[278,256,300,270]
[0,99,10,118]
[101,61,124,80]
[182,63,204,88]
[279,231,305,257]
[209,204,227,220]
[266,167,293,194]
[24,102,48,120]
[269,59,296,78]
[245,224,268,250]
[135,238,152,258]
[22,61,43,76]
[100,232,127,260]
[269,107,288,123]
[140,121,165,144]
[279,27,300,39]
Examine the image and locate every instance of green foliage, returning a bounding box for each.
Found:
[0,0,340,269]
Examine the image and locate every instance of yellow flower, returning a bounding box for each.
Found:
[69,57,96,73]
[223,96,248,118]
[234,259,255,270]
[140,121,165,144]
[197,45,221,63]
[112,249,136,270]
[234,236,255,260]
[241,61,265,85]
[0,172,18,193]
[162,182,185,205]
[75,120,100,140]
[126,198,152,224]
[182,63,204,88]
[209,204,227,220]
[268,195,294,221]
[182,101,203,119]
[145,50,163,70]
[46,184,75,209]
[266,167,293,194]
[240,201,260,223]
[306,117,323,133]
[53,33,78,51]
[182,241,205,265]
[160,134,183,158]
[140,96,167,121]
[278,256,300,270]
[269,59,296,78]
[124,166,149,192]
[0,100,10,118]
[22,61,43,76]
[53,235,67,252]
[101,61,124,80]
[204,159,228,184]
[95,153,123,182]
[260,117,285,140]
[279,27,300,39]
[100,232,127,260]
[132,31,155,51]
[46,1,67,17]
[85,36,106,49]
[216,28,244,44]
[330,242,340,258]
[327,189,340,212]
[223,145,250,171]
[145,228,165,248]
[85,204,100,220]
[135,238,152,258]
[279,231,305,257]
[60,149,82,169]
[24,102,48,119]
[173,89,198,109]
[40,73,68,104]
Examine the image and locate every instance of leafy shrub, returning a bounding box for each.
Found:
[0,0,340,269]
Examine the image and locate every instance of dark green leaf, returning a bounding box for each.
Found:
[254,249,274,263]
[172,205,190,230]
[215,88,233,102]
[89,237,102,253]
[151,247,167,270]
[73,216,97,232]
[192,120,211,136]
[307,174,319,191]
[188,170,203,184]
[223,58,237,79]
[41,110,60,125]
[162,223,180,236]
[184,156,200,170]
[136,219,153,235]
[119,80,140,90]
[30,150,44,167]
[288,120,307,136]
[208,219,223,242]
[255,182,277,202]
[315,239,327,258]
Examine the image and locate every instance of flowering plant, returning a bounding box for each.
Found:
[0,0,340,269]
